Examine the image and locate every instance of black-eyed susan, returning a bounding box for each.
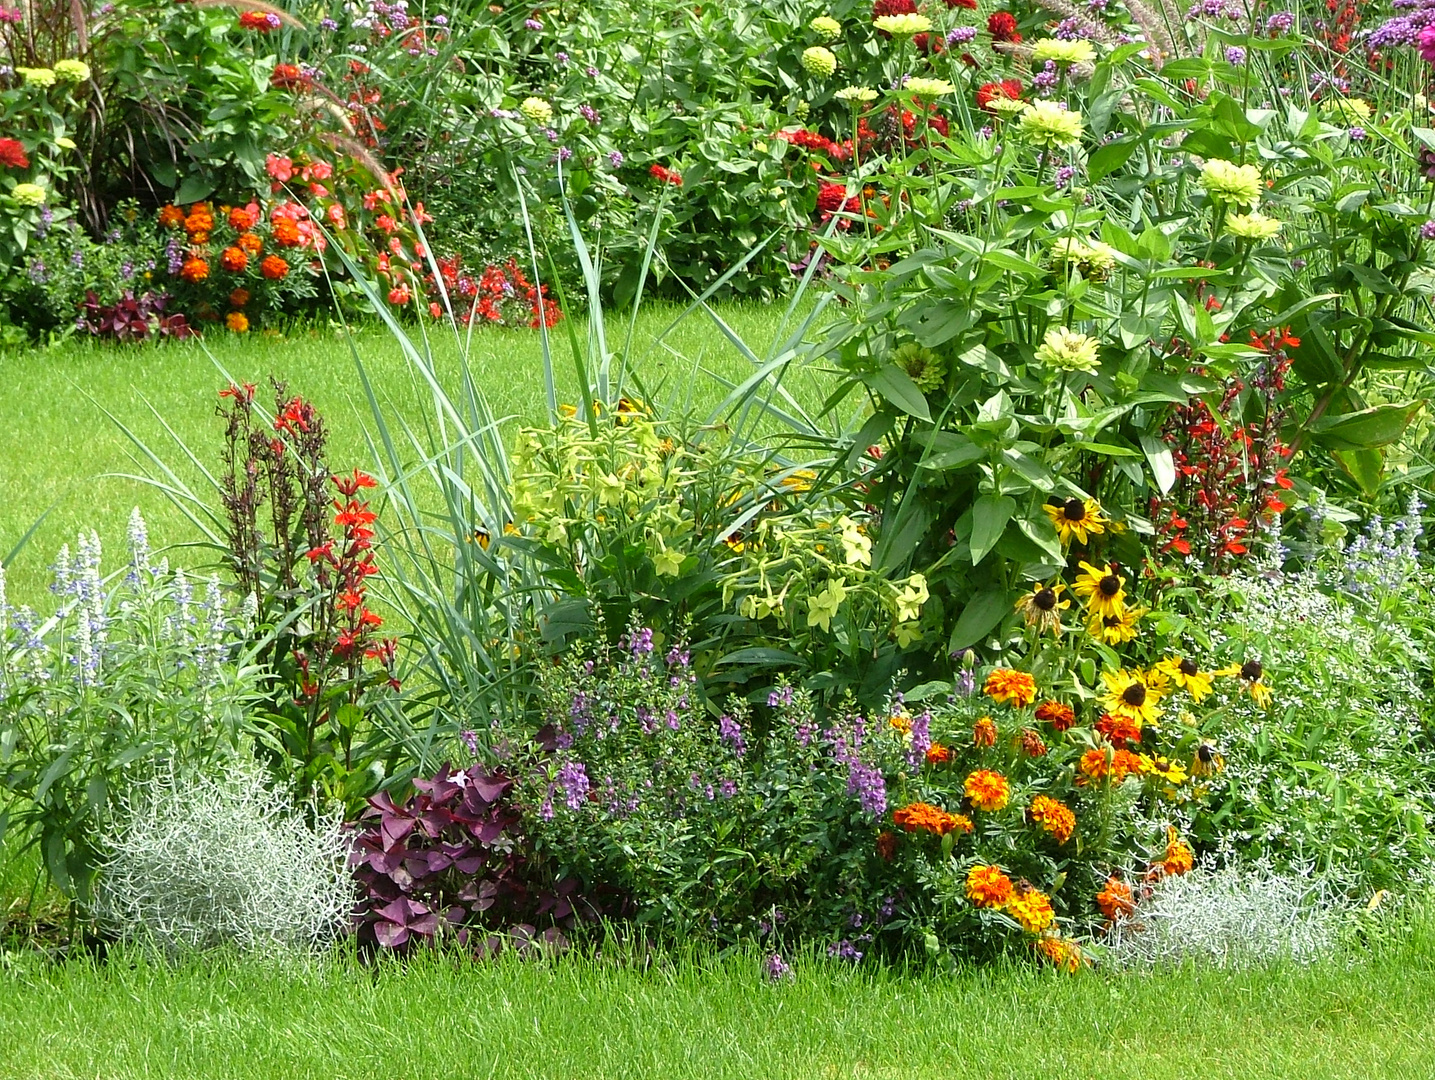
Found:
[1073,560,1127,620]
[1042,496,1106,546]
[1085,605,1142,645]
[1191,739,1225,777]
[1015,581,1070,635]
[1217,659,1273,707]
[1097,668,1163,726]
[1155,655,1214,702]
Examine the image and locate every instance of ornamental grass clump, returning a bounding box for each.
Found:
[99,762,355,956]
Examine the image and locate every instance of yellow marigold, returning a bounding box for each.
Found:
[964,769,1011,812]
[1028,794,1075,843]
[966,864,1015,908]
[1159,826,1194,876]
[1006,887,1055,933]
[1035,934,1085,972]
[984,668,1036,708]
[225,311,249,333]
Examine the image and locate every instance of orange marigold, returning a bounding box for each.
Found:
[984,668,1037,707]
[229,205,259,230]
[1095,712,1142,748]
[238,231,264,255]
[1035,934,1085,973]
[1006,887,1055,933]
[220,246,248,273]
[1019,728,1048,757]
[260,254,289,280]
[889,712,912,735]
[229,287,251,308]
[966,864,1015,908]
[157,204,184,229]
[925,742,953,765]
[892,801,972,836]
[1096,876,1135,922]
[272,217,302,247]
[1028,794,1075,843]
[1159,827,1194,876]
[876,830,898,861]
[184,210,214,237]
[1034,700,1074,731]
[180,257,210,283]
[226,311,249,332]
[972,716,997,747]
[964,769,1010,812]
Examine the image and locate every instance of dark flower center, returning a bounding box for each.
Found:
[1122,683,1147,707]
[1099,574,1121,597]
[1196,743,1216,763]
[1035,588,1057,611]
[1103,615,1121,628]
[1179,658,1199,676]
[1063,497,1087,521]
[1241,660,1263,682]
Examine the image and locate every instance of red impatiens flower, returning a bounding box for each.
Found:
[987,11,1021,42]
[0,138,28,170]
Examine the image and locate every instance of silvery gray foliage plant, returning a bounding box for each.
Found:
[1104,864,1342,969]
[99,760,355,955]
[0,510,263,901]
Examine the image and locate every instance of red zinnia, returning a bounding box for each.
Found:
[976,79,1025,111]
[987,11,1021,42]
[649,163,683,186]
[872,0,918,15]
[0,138,28,170]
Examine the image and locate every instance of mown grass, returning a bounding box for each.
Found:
[0,916,1431,1080]
[0,302,824,607]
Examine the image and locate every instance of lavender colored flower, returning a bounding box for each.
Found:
[556,145,573,161]
[525,17,543,30]
[433,14,448,26]
[846,760,887,816]
[1033,61,1058,90]
[629,626,654,655]
[585,65,600,78]
[1225,45,1247,64]
[70,249,84,269]
[1348,126,1367,141]
[556,51,570,64]
[460,729,480,755]
[718,713,746,756]
[26,259,47,284]
[947,26,977,44]
[763,952,792,981]
[1265,9,1294,33]
[320,17,338,30]
[579,103,600,124]
[1421,219,1435,240]
[827,939,863,962]
[557,759,590,809]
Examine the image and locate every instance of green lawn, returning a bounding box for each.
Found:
[1,301,826,606]
[0,921,1431,1080]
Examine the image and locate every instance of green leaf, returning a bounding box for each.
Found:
[175,174,215,204]
[1088,138,1139,183]
[1071,441,1142,458]
[1310,402,1421,451]
[1334,447,1385,496]
[866,364,931,421]
[950,588,1011,651]
[970,494,1015,566]
[1140,434,1176,494]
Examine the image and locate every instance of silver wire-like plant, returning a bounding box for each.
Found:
[1104,863,1344,969]
[98,761,356,955]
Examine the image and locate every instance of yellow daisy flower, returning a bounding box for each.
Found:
[1015,582,1070,636]
[1085,605,1142,645]
[1097,668,1163,727]
[1155,656,1215,702]
[1042,497,1106,546]
[1072,561,1126,620]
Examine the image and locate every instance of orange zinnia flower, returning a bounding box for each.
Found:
[1096,876,1135,921]
[966,864,1015,908]
[1006,887,1055,933]
[1028,794,1075,843]
[984,668,1037,707]
[964,769,1010,812]
[229,205,259,230]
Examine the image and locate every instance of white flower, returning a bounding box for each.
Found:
[801,46,838,77]
[835,85,878,103]
[1035,327,1101,372]
[904,77,955,99]
[1225,212,1283,240]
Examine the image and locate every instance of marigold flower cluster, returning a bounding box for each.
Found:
[984,668,1036,707]
[892,801,972,836]
[964,769,1011,812]
[1027,795,1075,843]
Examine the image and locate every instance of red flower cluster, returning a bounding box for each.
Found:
[977,79,1025,111]
[0,137,28,170]
[270,63,314,91]
[649,163,683,186]
[1150,332,1294,567]
[988,11,1021,42]
[237,10,279,31]
[425,254,563,329]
